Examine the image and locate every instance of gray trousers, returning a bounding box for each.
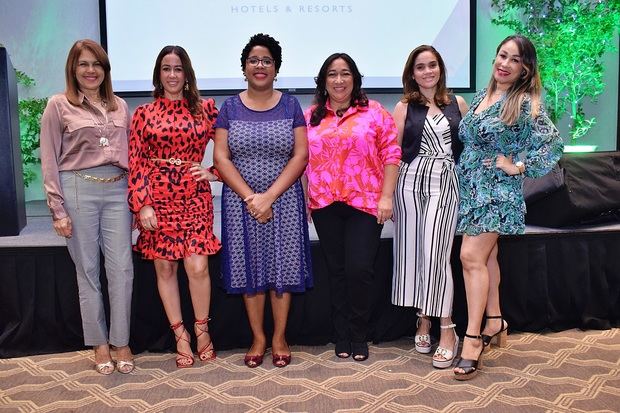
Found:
[60,165,134,347]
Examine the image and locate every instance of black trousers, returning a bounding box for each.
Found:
[312,202,383,343]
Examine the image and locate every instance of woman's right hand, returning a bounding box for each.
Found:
[255,206,274,224]
[53,217,72,238]
[139,205,158,231]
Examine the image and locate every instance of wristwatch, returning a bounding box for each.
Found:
[515,161,525,175]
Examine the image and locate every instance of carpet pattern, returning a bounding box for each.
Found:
[1,329,618,412]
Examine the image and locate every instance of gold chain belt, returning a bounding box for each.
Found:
[73,170,127,183]
[151,157,197,166]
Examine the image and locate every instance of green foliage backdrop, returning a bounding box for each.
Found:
[1,44,47,187]
[491,0,620,141]
[17,71,47,186]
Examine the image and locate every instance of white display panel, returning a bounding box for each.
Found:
[101,0,474,94]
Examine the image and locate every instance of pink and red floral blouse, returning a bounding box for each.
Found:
[304,99,401,217]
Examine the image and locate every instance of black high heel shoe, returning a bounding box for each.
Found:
[351,342,369,362]
[482,315,508,348]
[453,333,483,381]
[335,341,351,358]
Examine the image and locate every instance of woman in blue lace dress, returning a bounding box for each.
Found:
[453,35,563,380]
[213,33,312,369]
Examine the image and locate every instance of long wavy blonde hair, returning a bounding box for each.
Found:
[487,35,542,125]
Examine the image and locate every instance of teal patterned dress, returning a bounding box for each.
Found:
[456,89,564,235]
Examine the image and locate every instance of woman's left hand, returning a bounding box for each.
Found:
[190,164,219,182]
[244,192,276,219]
[495,154,519,175]
[376,195,393,224]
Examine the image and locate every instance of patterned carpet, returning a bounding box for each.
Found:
[1,329,618,413]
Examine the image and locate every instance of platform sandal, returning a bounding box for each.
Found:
[170,321,194,368]
[432,323,459,369]
[482,315,508,348]
[194,317,216,361]
[414,312,432,354]
[453,333,484,381]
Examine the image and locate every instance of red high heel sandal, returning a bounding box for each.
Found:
[194,317,216,361]
[170,321,194,368]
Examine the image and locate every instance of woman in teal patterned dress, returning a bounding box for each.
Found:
[453,35,564,380]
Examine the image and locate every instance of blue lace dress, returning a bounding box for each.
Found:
[456,89,564,235]
[215,93,313,294]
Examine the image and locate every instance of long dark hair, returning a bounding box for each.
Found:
[64,39,118,111]
[152,45,203,118]
[401,45,451,107]
[309,53,368,127]
[488,35,542,124]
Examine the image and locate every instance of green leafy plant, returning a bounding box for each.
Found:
[1,42,48,187]
[18,74,47,186]
[490,0,620,142]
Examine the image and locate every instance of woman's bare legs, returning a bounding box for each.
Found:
[481,243,506,337]
[454,232,499,373]
[270,291,291,357]
[154,259,192,365]
[184,254,214,358]
[437,316,456,350]
[243,293,267,358]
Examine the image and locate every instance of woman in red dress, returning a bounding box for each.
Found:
[128,45,220,368]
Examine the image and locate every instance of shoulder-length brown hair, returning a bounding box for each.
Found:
[152,45,203,118]
[401,45,450,107]
[64,39,118,111]
[488,35,542,125]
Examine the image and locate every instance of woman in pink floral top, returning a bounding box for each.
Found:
[304,53,401,361]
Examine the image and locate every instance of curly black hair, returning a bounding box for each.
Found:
[309,53,368,127]
[240,33,282,73]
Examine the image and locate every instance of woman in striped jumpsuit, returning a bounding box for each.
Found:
[391,45,468,368]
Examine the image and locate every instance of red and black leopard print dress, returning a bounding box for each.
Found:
[128,97,221,259]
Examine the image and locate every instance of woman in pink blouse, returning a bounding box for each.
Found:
[304,53,401,361]
[40,39,134,375]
